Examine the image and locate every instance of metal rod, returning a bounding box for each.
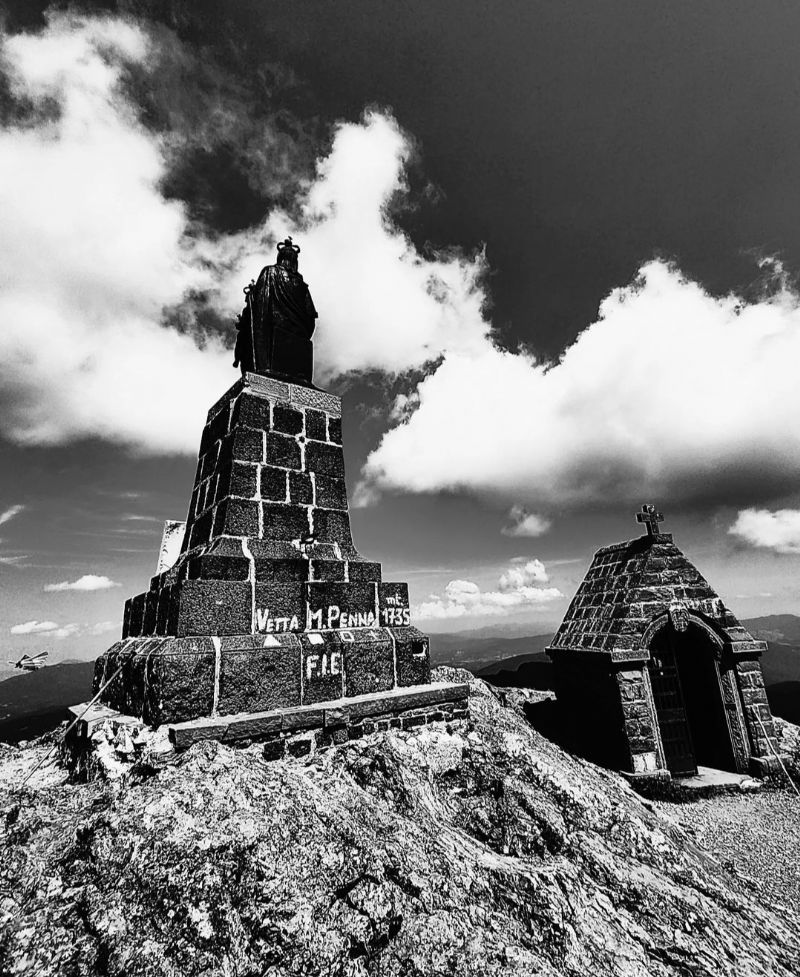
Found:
[20,664,124,788]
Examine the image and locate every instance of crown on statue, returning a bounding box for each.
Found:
[277,237,301,256]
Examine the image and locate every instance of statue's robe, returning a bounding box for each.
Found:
[234,264,318,384]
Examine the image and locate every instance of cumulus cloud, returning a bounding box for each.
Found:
[416,560,562,621]
[501,506,551,538]
[729,508,800,554]
[0,13,231,454]
[0,15,487,455]
[0,504,24,527]
[10,619,79,639]
[359,260,800,509]
[43,574,120,592]
[209,110,489,381]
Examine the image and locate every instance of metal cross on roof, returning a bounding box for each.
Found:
[636,503,664,537]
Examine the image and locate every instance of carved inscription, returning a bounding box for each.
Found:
[256,608,301,633]
[308,605,378,629]
[305,651,341,681]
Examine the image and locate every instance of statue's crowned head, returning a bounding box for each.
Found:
[276,236,300,271]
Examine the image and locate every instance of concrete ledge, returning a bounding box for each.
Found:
[168,680,469,750]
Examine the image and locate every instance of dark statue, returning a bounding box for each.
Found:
[234,237,318,385]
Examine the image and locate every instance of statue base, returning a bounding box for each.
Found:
[92,373,435,730]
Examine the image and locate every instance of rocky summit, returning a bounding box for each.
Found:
[1,669,799,977]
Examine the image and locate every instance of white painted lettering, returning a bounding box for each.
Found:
[306,655,319,680]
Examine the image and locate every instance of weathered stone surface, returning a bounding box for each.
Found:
[173,580,252,636]
[272,403,304,436]
[213,498,259,538]
[305,408,327,440]
[378,582,410,628]
[313,508,355,552]
[254,557,309,583]
[220,426,264,465]
[300,633,344,703]
[254,583,305,633]
[340,629,394,698]
[314,474,347,509]
[288,471,313,504]
[231,391,272,431]
[187,554,250,581]
[392,627,431,687]
[309,559,345,581]
[307,581,378,630]
[259,465,288,501]
[347,560,382,582]
[262,502,310,539]
[327,415,342,443]
[218,640,301,715]
[265,432,301,469]
[217,460,258,500]
[305,440,345,479]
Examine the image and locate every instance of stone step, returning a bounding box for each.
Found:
[167,680,470,750]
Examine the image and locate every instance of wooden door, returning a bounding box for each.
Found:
[648,634,697,776]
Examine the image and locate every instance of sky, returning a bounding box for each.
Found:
[2,1,800,664]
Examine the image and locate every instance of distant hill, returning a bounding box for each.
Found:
[429,632,552,673]
[0,660,94,743]
[0,614,797,741]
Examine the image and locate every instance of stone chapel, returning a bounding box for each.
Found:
[547,505,780,780]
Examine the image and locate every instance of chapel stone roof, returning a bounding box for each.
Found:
[547,530,764,660]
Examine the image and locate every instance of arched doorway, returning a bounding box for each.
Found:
[647,622,737,776]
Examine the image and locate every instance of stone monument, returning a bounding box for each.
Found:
[84,241,468,758]
[547,505,781,780]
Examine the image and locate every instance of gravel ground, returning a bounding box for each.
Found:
[657,787,800,916]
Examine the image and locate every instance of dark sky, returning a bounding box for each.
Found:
[2,0,800,660]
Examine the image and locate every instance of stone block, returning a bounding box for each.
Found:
[289,471,313,504]
[379,582,411,628]
[263,739,286,761]
[143,639,217,726]
[310,559,345,582]
[313,508,355,552]
[173,580,252,636]
[305,441,345,479]
[189,508,214,549]
[213,498,260,538]
[289,385,341,415]
[217,461,258,500]
[393,627,431,687]
[220,426,264,465]
[328,416,342,444]
[272,404,304,436]
[254,583,306,633]
[262,502,310,540]
[122,599,132,639]
[187,553,250,581]
[232,392,272,431]
[305,409,327,441]
[157,586,173,635]
[218,641,302,715]
[300,633,344,703]
[340,630,394,698]
[142,592,159,636]
[307,581,378,630]
[255,558,310,583]
[129,593,146,638]
[314,474,347,510]
[348,560,382,583]
[259,465,288,502]
[266,432,301,469]
[201,407,230,453]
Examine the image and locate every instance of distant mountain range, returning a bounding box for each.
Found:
[0,614,798,742]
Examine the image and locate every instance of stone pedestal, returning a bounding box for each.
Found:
[92,373,453,732]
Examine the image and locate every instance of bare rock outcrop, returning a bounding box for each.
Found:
[1,668,799,976]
